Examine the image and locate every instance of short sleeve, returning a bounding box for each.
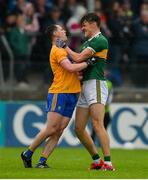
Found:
[55,48,68,63]
[88,38,108,53]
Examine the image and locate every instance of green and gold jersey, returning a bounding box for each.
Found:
[80,32,108,81]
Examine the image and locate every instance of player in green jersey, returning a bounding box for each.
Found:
[56,13,115,171]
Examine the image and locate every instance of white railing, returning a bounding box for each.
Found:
[0,51,4,87]
[0,34,14,99]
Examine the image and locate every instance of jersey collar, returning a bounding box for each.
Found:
[88,31,101,41]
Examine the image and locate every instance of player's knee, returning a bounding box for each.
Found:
[58,123,67,135]
[75,125,83,135]
[93,119,104,131]
[45,126,58,137]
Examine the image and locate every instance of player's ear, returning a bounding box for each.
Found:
[53,30,58,37]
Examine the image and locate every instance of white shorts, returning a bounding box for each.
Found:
[77,79,108,108]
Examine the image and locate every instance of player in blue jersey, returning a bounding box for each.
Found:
[21,24,98,168]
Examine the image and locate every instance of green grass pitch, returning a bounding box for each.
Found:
[0,147,148,179]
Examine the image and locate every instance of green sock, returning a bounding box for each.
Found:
[104,156,111,162]
[92,154,100,161]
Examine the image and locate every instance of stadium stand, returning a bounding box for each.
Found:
[0,0,148,101]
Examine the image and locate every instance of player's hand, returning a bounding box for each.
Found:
[56,39,67,48]
[86,56,99,66]
[76,71,83,80]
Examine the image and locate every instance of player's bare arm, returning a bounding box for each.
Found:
[56,39,95,63]
[60,56,98,72]
[65,47,94,63]
[60,58,87,72]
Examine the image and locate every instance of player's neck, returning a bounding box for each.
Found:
[52,39,56,45]
[90,29,101,38]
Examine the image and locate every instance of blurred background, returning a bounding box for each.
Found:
[0,0,148,100]
[0,0,148,149]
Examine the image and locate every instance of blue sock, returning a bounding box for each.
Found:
[39,157,47,164]
[24,149,33,159]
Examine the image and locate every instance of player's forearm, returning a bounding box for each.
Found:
[56,39,93,62]
[65,47,85,62]
[69,62,87,72]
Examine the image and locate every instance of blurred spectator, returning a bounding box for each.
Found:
[9,14,31,87]
[66,0,78,16]
[24,3,39,33]
[31,0,53,9]
[5,13,17,37]
[121,0,133,64]
[140,1,148,12]
[95,0,102,10]
[106,1,124,86]
[66,5,87,50]
[94,1,112,38]
[54,0,66,8]
[45,6,63,27]
[24,3,39,56]
[46,0,54,9]
[54,0,70,23]
[130,7,148,87]
[122,0,133,17]
[31,0,49,73]
[35,0,49,14]
[0,0,148,89]
[11,0,29,15]
[100,0,114,14]
[107,1,124,64]
[34,0,49,32]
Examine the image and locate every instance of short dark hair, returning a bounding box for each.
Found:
[45,24,57,41]
[80,13,100,27]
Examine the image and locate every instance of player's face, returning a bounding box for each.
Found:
[55,25,67,41]
[81,21,93,38]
